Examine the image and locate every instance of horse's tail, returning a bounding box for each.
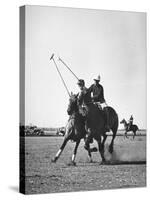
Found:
[136,125,140,134]
[107,106,119,130]
[134,124,139,131]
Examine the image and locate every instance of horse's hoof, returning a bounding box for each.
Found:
[51,158,57,163]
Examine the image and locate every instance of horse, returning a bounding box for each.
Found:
[120,119,139,139]
[51,94,96,165]
[80,102,118,163]
[52,94,118,164]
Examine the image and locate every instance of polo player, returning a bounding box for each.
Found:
[88,75,110,132]
[128,115,133,130]
[77,79,94,150]
[77,79,92,114]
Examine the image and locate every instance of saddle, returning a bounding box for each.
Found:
[127,123,132,131]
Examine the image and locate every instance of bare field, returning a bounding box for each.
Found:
[23,135,146,194]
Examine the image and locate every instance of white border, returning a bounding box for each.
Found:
[0,1,149,200]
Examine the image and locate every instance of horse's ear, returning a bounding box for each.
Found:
[76,93,79,98]
[71,91,73,96]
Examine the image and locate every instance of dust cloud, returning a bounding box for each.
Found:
[104,143,146,163]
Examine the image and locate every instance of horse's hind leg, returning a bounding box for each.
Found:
[101,133,107,151]
[133,131,136,139]
[97,138,106,164]
[51,137,69,163]
[109,127,117,153]
[71,140,80,165]
[88,148,93,163]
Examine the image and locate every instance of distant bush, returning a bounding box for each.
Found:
[20,125,45,136]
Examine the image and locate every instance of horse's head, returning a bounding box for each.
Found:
[67,93,79,115]
[120,119,126,124]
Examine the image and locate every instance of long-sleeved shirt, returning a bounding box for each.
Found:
[88,83,105,103]
[78,87,92,106]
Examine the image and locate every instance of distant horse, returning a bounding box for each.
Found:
[120,119,139,139]
[52,94,118,164]
[52,94,95,165]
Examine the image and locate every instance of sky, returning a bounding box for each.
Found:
[24,6,146,129]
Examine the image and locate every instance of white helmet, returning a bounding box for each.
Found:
[94,75,101,82]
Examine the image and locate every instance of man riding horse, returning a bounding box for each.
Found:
[77,79,93,150]
[52,78,118,164]
[51,55,118,164]
[128,115,133,130]
[88,75,110,131]
[77,76,110,151]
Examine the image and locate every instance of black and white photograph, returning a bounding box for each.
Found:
[20,5,147,194]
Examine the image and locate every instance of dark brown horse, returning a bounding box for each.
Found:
[80,101,118,163]
[120,119,139,139]
[52,94,118,164]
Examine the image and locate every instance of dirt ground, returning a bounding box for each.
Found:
[24,135,146,194]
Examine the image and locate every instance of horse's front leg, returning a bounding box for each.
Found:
[124,131,128,139]
[109,127,117,154]
[86,147,93,162]
[71,140,80,165]
[51,137,69,163]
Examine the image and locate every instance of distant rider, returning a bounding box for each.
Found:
[128,115,133,130]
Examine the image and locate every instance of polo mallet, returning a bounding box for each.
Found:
[50,53,71,97]
[58,57,79,81]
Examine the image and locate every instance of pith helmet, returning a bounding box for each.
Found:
[77,79,85,86]
[94,75,101,82]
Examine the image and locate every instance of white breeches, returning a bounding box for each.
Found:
[101,102,108,109]
[95,102,108,109]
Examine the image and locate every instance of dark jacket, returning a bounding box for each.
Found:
[129,116,133,125]
[88,83,105,103]
[78,87,92,106]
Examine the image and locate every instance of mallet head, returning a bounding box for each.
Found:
[50,53,54,60]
